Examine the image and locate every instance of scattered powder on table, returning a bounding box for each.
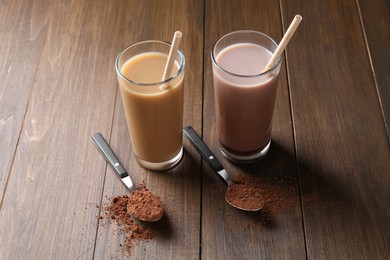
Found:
[225,182,264,210]
[99,184,164,255]
[226,174,299,225]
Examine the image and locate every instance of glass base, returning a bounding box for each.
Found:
[219,140,271,163]
[135,147,183,171]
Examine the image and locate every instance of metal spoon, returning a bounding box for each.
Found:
[91,133,164,222]
[183,126,264,212]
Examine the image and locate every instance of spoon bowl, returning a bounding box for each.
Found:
[183,126,264,212]
[225,181,264,211]
[126,184,165,222]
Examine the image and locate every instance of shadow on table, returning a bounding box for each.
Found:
[230,140,378,233]
[145,213,174,240]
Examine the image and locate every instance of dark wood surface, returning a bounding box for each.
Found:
[0,0,389,259]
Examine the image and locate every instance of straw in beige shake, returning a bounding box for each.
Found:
[161,31,182,89]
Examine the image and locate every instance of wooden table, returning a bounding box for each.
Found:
[1,0,389,259]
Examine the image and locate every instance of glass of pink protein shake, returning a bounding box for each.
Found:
[115,41,185,170]
[211,30,282,162]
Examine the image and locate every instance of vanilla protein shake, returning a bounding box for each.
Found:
[116,41,185,170]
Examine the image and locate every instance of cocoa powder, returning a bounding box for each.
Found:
[96,174,298,255]
[226,182,264,210]
[127,184,164,222]
[228,174,298,218]
[99,194,156,255]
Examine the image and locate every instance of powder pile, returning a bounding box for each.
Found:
[127,184,164,222]
[99,189,160,255]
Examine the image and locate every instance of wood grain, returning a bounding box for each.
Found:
[0,0,389,258]
[0,0,51,202]
[358,0,390,140]
[281,0,390,258]
[92,0,204,258]
[0,0,124,258]
[202,0,305,259]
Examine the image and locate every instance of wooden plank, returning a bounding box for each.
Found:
[281,0,390,258]
[0,0,50,200]
[0,0,124,258]
[202,0,306,259]
[1,0,387,259]
[93,0,204,258]
[358,0,390,140]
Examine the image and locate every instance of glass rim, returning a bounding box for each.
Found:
[211,30,282,78]
[115,40,185,86]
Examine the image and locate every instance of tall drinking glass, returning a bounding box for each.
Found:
[211,30,282,162]
[115,40,185,170]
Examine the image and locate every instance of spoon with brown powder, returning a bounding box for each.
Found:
[91,133,164,222]
[183,126,264,211]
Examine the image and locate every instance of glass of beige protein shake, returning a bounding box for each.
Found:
[211,30,282,162]
[115,40,185,171]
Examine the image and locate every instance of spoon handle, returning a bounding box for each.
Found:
[183,126,231,185]
[91,133,128,178]
[91,133,135,191]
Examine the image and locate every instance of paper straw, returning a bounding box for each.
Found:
[262,15,302,72]
[161,31,182,89]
